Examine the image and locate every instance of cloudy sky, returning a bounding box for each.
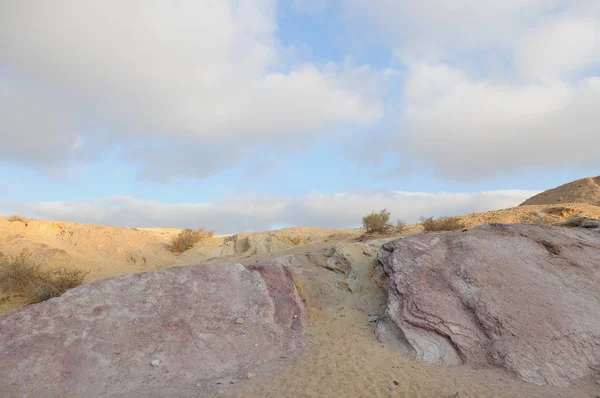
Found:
[0,0,598,233]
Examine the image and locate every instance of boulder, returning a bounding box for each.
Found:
[0,262,306,397]
[375,224,600,387]
[581,219,600,229]
[554,215,600,230]
[321,244,357,279]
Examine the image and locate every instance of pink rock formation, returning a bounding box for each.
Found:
[376,224,600,387]
[0,262,306,397]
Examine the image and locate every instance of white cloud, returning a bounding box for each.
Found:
[516,17,600,81]
[398,62,600,179]
[341,1,600,60]
[0,0,383,178]
[3,190,538,234]
[0,79,81,166]
[337,1,600,179]
[341,0,566,58]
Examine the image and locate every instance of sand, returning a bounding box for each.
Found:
[237,240,598,398]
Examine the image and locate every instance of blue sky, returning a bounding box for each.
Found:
[0,1,598,233]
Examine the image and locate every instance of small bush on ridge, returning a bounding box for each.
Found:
[170,228,215,254]
[362,209,393,234]
[7,214,28,223]
[395,218,407,232]
[419,216,466,232]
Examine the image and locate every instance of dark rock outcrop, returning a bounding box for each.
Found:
[0,262,306,397]
[375,224,600,387]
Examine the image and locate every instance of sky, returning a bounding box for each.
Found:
[0,0,598,233]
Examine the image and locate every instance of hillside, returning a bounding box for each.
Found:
[520,176,600,206]
[3,202,600,315]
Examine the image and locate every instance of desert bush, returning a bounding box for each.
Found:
[395,219,407,233]
[27,267,89,303]
[362,209,393,234]
[419,216,466,232]
[7,214,28,223]
[0,250,89,304]
[170,228,215,253]
[0,251,42,292]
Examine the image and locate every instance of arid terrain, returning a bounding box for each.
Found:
[2,178,600,397]
[521,176,600,207]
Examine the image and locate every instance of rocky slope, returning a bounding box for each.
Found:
[520,176,600,206]
[2,221,599,396]
[0,216,360,314]
[375,223,600,387]
[455,203,600,228]
[0,262,306,397]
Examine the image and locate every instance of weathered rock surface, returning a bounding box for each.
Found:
[321,244,357,279]
[0,262,306,397]
[375,224,600,387]
[213,228,358,258]
[554,215,600,230]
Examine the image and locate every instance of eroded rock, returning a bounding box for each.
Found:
[376,224,600,387]
[0,262,306,397]
[320,244,357,280]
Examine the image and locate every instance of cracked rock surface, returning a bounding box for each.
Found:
[0,262,306,397]
[376,223,600,387]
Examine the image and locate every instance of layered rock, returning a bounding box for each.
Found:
[0,262,306,397]
[375,224,600,387]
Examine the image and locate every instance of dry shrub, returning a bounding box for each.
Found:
[420,216,466,232]
[7,214,28,223]
[0,251,41,292]
[395,219,407,233]
[170,228,215,253]
[362,209,393,234]
[0,250,89,304]
[27,268,89,303]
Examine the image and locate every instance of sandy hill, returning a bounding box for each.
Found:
[3,201,600,314]
[520,176,600,206]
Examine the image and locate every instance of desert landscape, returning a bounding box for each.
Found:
[2,2,600,397]
[1,176,600,397]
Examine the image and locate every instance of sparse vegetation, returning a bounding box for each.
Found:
[395,218,407,233]
[170,228,215,254]
[362,209,393,234]
[419,216,466,232]
[360,210,407,240]
[7,214,28,223]
[0,250,89,304]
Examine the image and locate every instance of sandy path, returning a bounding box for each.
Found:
[240,241,599,398]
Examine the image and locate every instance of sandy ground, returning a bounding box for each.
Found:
[237,241,598,398]
[2,204,600,397]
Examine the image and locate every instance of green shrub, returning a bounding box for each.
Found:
[362,209,393,234]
